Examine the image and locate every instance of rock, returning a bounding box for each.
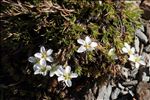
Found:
[128,90,134,96]
[111,88,121,100]
[135,29,148,44]
[134,36,140,53]
[96,82,112,100]
[121,90,128,95]
[129,68,139,78]
[85,89,95,100]
[144,44,150,53]
[121,67,129,78]
[122,80,138,86]
[117,94,132,100]
[140,0,150,20]
[146,23,150,42]
[136,82,150,100]
[103,83,112,100]
[118,83,125,90]
[148,59,150,67]
[142,72,150,82]
[138,67,149,81]
[96,83,107,100]
[141,53,150,67]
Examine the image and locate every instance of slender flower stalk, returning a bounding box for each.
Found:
[77,36,98,53]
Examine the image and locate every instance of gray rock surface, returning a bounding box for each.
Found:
[142,72,150,82]
[134,36,140,53]
[144,44,150,53]
[122,80,138,86]
[146,23,150,42]
[136,82,150,100]
[96,83,112,100]
[129,68,139,78]
[135,29,148,44]
[111,88,121,100]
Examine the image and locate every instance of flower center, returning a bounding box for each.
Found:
[134,57,140,62]
[40,66,47,72]
[42,52,47,59]
[85,43,91,49]
[128,50,133,55]
[64,73,71,80]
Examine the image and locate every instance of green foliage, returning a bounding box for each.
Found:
[1,0,143,99]
[1,0,142,76]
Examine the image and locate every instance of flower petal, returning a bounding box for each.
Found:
[42,72,47,76]
[129,55,135,62]
[77,46,86,53]
[65,66,71,74]
[87,47,94,51]
[33,64,40,71]
[58,76,65,81]
[131,47,135,54]
[77,39,85,45]
[124,43,130,50]
[34,70,40,75]
[135,62,140,68]
[85,36,91,44]
[70,73,78,78]
[139,60,146,66]
[57,65,65,75]
[40,46,46,53]
[28,57,37,63]
[46,65,51,70]
[49,71,55,77]
[40,59,46,66]
[65,80,72,87]
[47,49,53,56]
[108,48,115,56]
[90,42,98,48]
[122,47,128,53]
[34,53,42,58]
[46,56,53,62]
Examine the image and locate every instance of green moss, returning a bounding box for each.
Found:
[1,0,143,82]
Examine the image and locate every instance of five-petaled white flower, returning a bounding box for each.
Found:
[34,46,53,62]
[128,54,146,68]
[77,36,98,53]
[33,59,51,76]
[57,65,78,87]
[122,43,135,55]
[108,48,118,59]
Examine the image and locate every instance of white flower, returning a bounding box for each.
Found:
[33,59,51,76]
[108,48,118,59]
[122,43,135,55]
[28,56,41,69]
[34,46,53,62]
[129,54,146,68]
[49,65,60,77]
[57,65,78,87]
[99,1,102,5]
[77,36,98,53]
[28,56,39,63]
